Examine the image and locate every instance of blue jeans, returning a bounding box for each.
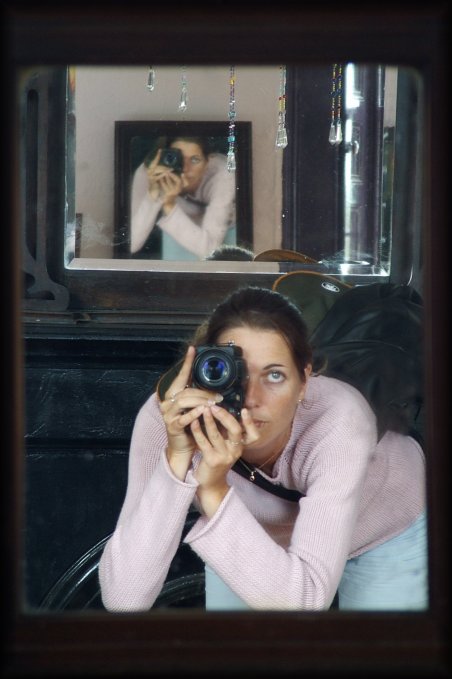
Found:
[338,511,428,610]
[205,512,428,611]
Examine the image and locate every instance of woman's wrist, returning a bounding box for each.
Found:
[166,446,195,481]
[147,179,163,200]
[161,199,177,215]
[196,482,230,519]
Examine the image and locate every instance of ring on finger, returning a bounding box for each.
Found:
[170,394,177,403]
[229,440,241,447]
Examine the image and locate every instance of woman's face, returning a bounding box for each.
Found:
[170,140,208,193]
[216,326,310,464]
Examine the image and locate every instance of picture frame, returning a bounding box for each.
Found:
[113,120,253,260]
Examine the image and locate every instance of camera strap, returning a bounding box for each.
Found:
[232,459,304,503]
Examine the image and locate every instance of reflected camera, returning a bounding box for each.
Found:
[159,147,184,174]
[192,345,247,419]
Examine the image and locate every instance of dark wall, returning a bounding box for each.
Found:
[24,330,192,608]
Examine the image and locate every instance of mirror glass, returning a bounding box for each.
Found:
[59,64,418,280]
[66,65,281,268]
[21,61,426,613]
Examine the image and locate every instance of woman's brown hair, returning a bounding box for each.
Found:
[193,286,313,381]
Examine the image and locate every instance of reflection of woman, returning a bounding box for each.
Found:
[130,137,236,260]
[99,286,427,612]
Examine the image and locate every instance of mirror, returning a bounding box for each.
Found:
[20,61,423,319]
[20,61,426,616]
[53,64,417,279]
[68,66,264,263]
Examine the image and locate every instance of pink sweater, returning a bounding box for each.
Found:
[98,374,426,612]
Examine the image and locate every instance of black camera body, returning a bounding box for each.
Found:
[192,345,247,419]
[159,147,184,174]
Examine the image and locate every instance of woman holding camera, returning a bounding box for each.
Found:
[130,136,236,260]
[99,286,427,612]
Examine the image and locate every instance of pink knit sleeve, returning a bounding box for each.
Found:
[130,163,163,253]
[185,405,376,611]
[98,394,199,611]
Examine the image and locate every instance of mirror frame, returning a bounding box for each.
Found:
[3,3,450,677]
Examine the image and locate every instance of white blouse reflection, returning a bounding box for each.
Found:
[130,137,236,260]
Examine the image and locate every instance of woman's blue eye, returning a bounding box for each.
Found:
[267,371,284,383]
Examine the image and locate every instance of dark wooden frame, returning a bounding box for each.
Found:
[113,120,253,259]
[4,3,450,678]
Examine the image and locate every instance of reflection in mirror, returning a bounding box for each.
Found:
[27,277,427,614]
[21,61,426,614]
[65,66,280,264]
[114,120,253,261]
[97,282,427,613]
[59,64,422,283]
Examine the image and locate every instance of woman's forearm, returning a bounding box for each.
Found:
[98,455,198,611]
[159,203,231,259]
[130,194,162,254]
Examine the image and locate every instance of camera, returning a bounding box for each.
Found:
[192,345,247,419]
[159,147,184,174]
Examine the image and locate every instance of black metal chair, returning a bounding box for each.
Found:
[39,512,206,610]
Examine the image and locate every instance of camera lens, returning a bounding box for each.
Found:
[192,345,245,419]
[193,347,237,390]
[165,150,178,167]
[200,357,230,385]
[160,148,183,173]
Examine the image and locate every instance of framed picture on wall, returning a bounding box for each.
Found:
[114,120,253,260]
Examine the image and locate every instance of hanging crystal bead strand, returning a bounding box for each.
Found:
[329,63,343,145]
[146,66,156,92]
[227,66,237,172]
[178,66,188,112]
[275,65,288,148]
[335,64,343,144]
[329,63,338,144]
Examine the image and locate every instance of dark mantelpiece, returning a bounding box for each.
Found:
[23,323,198,608]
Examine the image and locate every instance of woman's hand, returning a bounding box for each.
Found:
[190,404,260,518]
[145,150,165,200]
[159,346,224,480]
[146,149,188,210]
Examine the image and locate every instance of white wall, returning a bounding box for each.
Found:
[74,65,283,257]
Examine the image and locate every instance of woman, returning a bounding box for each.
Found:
[99,286,427,611]
[130,136,236,260]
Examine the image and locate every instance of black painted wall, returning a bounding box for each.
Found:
[23,330,199,608]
